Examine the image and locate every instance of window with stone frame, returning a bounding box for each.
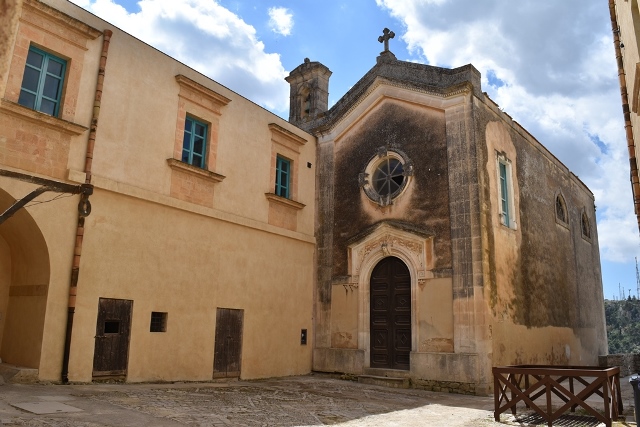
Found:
[18,46,67,117]
[360,147,413,207]
[581,211,592,240]
[553,191,571,230]
[166,75,230,208]
[275,155,291,199]
[171,75,230,172]
[1,1,101,180]
[265,123,307,231]
[497,154,516,229]
[5,0,101,123]
[555,194,568,225]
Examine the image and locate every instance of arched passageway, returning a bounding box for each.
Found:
[0,188,50,368]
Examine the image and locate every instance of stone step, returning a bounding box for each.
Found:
[0,363,39,384]
[358,375,410,389]
[362,367,412,378]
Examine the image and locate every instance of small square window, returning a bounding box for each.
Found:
[275,155,291,199]
[18,46,67,117]
[150,312,168,332]
[182,116,208,168]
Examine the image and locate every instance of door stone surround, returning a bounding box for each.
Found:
[346,223,434,368]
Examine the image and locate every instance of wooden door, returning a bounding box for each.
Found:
[92,298,133,377]
[213,308,243,378]
[370,257,411,370]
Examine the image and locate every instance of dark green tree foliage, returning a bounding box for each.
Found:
[605,298,640,354]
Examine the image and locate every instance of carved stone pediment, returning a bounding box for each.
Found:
[347,222,434,284]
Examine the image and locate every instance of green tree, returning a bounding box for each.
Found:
[605,299,640,354]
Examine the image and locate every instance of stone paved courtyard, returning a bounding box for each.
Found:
[0,374,636,426]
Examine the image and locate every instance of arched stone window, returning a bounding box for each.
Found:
[555,193,568,226]
[303,93,311,116]
[581,211,591,239]
[298,84,312,120]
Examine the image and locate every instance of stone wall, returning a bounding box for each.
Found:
[329,99,451,277]
[599,353,640,377]
[0,0,22,96]
[475,94,607,368]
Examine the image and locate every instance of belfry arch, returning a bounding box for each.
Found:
[0,188,50,369]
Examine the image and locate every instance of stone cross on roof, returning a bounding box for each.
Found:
[378,28,395,52]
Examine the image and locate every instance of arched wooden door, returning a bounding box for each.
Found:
[370,256,411,370]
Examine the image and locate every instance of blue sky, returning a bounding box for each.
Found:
[68,0,640,300]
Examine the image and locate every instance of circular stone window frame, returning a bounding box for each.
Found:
[360,146,413,206]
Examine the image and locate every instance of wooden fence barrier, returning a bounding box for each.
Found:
[493,365,622,427]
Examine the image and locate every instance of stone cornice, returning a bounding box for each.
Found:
[268,123,307,145]
[166,158,225,182]
[299,57,480,135]
[175,75,231,115]
[347,220,434,246]
[312,77,473,135]
[268,123,308,153]
[264,193,305,210]
[0,99,87,135]
[23,0,102,42]
[67,169,315,244]
[285,59,332,83]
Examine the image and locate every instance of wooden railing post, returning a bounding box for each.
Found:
[494,368,500,422]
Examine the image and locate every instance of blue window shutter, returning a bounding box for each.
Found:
[275,156,291,198]
[182,116,208,168]
[499,162,510,225]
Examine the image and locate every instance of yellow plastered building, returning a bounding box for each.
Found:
[0,0,315,383]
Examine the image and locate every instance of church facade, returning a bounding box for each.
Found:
[287,44,607,394]
[0,0,607,394]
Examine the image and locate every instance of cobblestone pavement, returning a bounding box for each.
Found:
[0,374,636,426]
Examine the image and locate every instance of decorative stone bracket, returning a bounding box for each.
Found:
[343,283,358,291]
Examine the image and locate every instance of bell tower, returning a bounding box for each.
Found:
[285,58,331,128]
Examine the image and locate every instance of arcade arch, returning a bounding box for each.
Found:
[0,188,50,368]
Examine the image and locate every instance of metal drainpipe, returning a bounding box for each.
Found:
[609,0,640,232]
[61,29,112,383]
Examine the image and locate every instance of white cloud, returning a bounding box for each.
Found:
[70,0,289,113]
[268,6,293,37]
[377,0,640,263]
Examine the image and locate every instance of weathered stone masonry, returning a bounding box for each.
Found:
[288,45,607,395]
